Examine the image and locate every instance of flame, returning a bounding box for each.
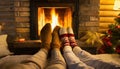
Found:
[38,7,72,35]
[51,8,59,30]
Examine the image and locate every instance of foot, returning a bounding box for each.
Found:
[40,23,52,50]
[51,26,61,49]
[67,27,78,48]
[59,27,70,47]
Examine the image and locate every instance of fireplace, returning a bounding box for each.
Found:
[30,0,79,40]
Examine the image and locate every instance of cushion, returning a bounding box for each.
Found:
[0,34,12,58]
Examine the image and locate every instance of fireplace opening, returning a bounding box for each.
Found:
[30,0,79,40]
[38,7,72,36]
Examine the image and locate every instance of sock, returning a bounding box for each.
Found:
[40,23,52,50]
[59,28,70,47]
[51,26,61,49]
[67,27,78,48]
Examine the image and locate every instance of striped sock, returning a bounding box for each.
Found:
[59,28,70,47]
[67,27,78,48]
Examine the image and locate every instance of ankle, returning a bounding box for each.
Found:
[51,43,61,49]
[41,43,51,51]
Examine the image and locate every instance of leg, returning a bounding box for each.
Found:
[73,46,120,69]
[59,27,94,69]
[67,27,120,69]
[46,26,66,69]
[46,48,66,69]
[7,49,47,69]
[8,23,52,69]
[63,46,93,69]
[67,27,95,61]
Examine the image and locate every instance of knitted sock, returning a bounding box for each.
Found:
[59,27,70,47]
[40,23,52,51]
[67,27,78,48]
[51,26,61,49]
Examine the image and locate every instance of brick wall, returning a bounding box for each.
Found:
[0,0,99,41]
[14,0,30,40]
[78,0,99,38]
[0,0,30,42]
[0,0,15,42]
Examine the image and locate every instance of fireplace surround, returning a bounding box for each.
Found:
[0,0,99,42]
[30,0,79,40]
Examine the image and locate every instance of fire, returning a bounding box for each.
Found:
[38,7,72,36]
[51,8,60,30]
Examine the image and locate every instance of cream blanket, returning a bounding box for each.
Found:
[0,54,120,69]
[94,54,120,65]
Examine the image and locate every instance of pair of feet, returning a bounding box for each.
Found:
[59,27,78,48]
[40,23,77,51]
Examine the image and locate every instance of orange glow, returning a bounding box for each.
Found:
[51,8,60,30]
[38,7,72,36]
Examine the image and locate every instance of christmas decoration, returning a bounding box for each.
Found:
[98,14,120,54]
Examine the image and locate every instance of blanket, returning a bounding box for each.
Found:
[0,55,31,69]
[0,54,120,69]
[94,54,120,65]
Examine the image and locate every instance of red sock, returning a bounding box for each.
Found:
[67,27,78,48]
[59,28,70,47]
[60,34,70,46]
[68,34,77,47]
